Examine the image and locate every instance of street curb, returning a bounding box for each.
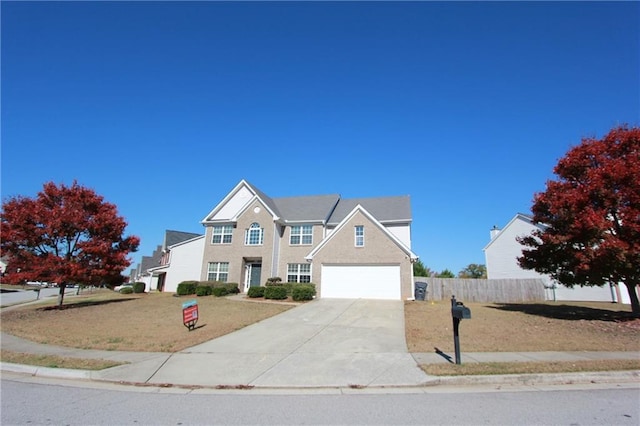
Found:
[3,362,638,390]
[1,362,93,380]
[428,370,640,387]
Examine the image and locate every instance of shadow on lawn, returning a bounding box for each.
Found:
[38,298,137,311]
[488,303,637,322]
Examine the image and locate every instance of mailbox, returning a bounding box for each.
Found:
[450,295,471,365]
[452,302,471,319]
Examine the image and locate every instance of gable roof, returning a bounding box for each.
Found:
[306,204,418,261]
[202,179,412,226]
[327,195,411,225]
[483,212,547,252]
[272,194,340,223]
[201,179,281,223]
[164,230,202,249]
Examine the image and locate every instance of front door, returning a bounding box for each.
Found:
[247,263,262,289]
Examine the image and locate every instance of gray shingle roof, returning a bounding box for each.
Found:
[164,230,202,248]
[244,180,411,225]
[327,196,412,225]
[272,195,340,222]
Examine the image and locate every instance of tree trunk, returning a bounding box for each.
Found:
[624,281,640,317]
[57,284,66,307]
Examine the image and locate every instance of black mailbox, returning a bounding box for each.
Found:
[452,302,471,319]
[450,295,471,364]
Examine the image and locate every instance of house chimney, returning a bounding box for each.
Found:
[490,225,500,239]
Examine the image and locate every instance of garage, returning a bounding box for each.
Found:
[321,265,401,299]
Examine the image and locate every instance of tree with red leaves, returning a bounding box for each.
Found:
[1,181,140,307]
[518,126,640,316]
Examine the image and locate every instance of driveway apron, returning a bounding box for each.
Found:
[140,298,431,388]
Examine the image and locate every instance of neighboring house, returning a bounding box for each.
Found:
[199,180,418,300]
[130,246,163,292]
[148,234,205,293]
[484,213,630,304]
[131,230,202,292]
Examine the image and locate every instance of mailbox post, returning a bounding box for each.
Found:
[451,295,471,365]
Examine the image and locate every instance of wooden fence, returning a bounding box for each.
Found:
[413,277,546,303]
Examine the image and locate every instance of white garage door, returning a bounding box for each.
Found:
[321,265,401,299]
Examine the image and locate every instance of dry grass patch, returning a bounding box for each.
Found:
[0,350,123,370]
[1,291,293,352]
[406,300,640,353]
[421,359,640,376]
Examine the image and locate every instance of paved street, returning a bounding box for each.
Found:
[2,374,639,425]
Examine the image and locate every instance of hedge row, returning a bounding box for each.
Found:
[176,281,240,297]
[176,279,316,301]
[247,282,316,301]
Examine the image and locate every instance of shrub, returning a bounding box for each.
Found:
[202,281,240,294]
[212,287,229,297]
[195,285,212,296]
[291,284,316,301]
[222,283,240,294]
[120,286,134,294]
[265,277,282,286]
[176,281,198,296]
[247,286,265,298]
[264,285,287,300]
[132,282,146,293]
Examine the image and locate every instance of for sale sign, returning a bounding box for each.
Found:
[182,300,198,331]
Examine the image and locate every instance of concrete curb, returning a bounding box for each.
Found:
[428,370,640,387]
[3,362,638,391]
[1,362,94,380]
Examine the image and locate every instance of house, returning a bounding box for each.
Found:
[131,230,202,292]
[148,233,204,293]
[484,213,630,304]
[199,180,418,300]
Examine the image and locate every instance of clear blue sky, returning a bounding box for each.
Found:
[2,2,639,275]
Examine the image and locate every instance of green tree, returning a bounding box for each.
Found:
[458,264,487,279]
[412,259,433,277]
[437,269,455,278]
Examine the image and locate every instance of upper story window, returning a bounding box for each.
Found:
[290,225,313,245]
[355,225,364,247]
[245,222,264,245]
[212,225,233,244]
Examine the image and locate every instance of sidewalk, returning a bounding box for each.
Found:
[1,297,639,391]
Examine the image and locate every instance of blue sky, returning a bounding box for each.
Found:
[2,1,639,275]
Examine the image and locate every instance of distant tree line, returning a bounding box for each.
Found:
[412,259,486,279]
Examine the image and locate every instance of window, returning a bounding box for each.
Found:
[290,225,313,245]
[207,262,229,282]
[245,222,264,245]
[287,263,311,283]
[212,225,233,244]
[355,225,364,247]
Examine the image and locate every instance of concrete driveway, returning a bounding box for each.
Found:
[103,298,431,388]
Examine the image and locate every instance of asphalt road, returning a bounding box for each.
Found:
[0,286,79,306]
[2,374,638,425]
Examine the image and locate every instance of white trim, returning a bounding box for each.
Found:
[305,204,418,261]
[483,213,547,252]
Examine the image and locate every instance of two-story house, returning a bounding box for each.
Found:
[484,213,629,303]
[199,180,418,300]
[146,230,204,293]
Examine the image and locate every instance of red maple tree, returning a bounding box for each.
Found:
[1,181,140,307]
[518,126,640,315]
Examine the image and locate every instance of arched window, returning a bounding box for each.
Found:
[245,222,264,245]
